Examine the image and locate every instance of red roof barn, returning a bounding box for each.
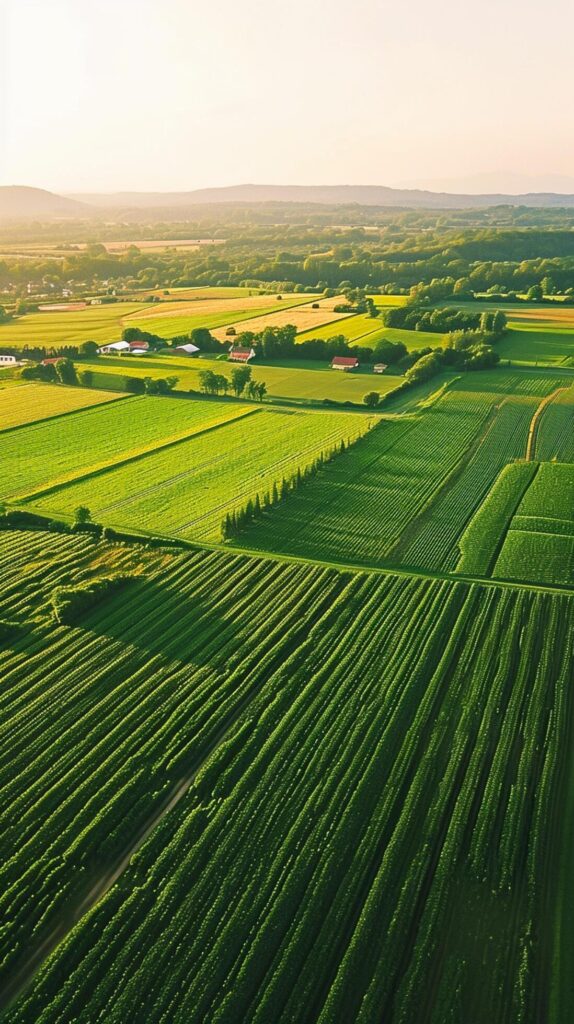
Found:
[229,346,255,363]
[331,356,359,371]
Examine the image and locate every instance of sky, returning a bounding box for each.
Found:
[1,0,574,195]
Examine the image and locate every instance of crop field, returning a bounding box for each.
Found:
[0,395,256,501]
[234,371,566,572]
[0,303,151,348]
[492,462,574,586]
[28,409,371,541]
[209,295,351,341]
[0,531,572,1022]
[534,381,574,461]
[84,353,402,404]
[124,293,316,338]
[0,382,125,431]
[297,313,440,351]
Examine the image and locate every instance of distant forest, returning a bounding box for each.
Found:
[2,204,574,303]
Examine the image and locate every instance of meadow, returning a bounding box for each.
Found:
[27,408,372,541]
[83,353,402,404]
[0,381,125,431]
[0,530,572,1022]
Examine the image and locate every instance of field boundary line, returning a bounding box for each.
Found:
[11,405,262,505]
[526,386,570,460]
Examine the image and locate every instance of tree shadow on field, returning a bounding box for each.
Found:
[81,576,238,668]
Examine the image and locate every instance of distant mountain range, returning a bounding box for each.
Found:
[3,182,574,220]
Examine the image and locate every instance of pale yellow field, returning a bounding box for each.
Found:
[124,293,312,323]
[210,302,351,341]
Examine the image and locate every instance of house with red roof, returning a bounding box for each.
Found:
[229,346,255,363]
[331,356,359,371]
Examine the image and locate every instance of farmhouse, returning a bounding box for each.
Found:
[331,356,359,371]
[373,363,388,374]
[229,346,255,363]
[41,357,62,366]
[174,343,200,356]
[98,341,131,355]
[0,354,17,365]
[128,341,149,353]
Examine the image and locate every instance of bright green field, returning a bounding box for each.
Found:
[233,371,566,572]
[1,395,255,501]
[29,408,372,541]
[83,353,402,404]
[0,382,125,431]
[298,313,440,351]
[1,531,572,1023]
[493,462,574,586]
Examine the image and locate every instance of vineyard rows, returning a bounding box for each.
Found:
[1,530,572,1023]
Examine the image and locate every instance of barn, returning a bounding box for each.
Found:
[229,346,255,363]
[0,354,17,366]
[331,356,359,371]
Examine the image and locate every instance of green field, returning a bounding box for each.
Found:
[0,531,572,1022]
[232,371,566,571]
[0,303,150,348]
[0,395,257,501]
[83,353,403,404]
[493,462,574,586]
[27,408,372,541]
[0,382,125,431]
[297,311,437,351]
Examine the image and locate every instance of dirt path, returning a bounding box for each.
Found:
[525,387,569,461]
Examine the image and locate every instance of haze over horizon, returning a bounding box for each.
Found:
[1,0,573,196]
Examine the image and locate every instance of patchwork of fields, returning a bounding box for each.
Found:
[234,371,571,572]
[0,531,572,1023]
[27,408,372,541]
[3,280,574,1023]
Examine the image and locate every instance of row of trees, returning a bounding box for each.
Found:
[221,438,351,540]
[198,366,266,401]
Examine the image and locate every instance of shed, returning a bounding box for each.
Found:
[98,341,131,355]
[373,363,388,374]
[174,343,200,356]
[331,356,359,371]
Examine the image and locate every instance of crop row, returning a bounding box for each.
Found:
[236,390,495,567]
[5,541,573,1024]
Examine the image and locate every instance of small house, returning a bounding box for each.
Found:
[98,341,131,355]
[373,363,388,374]
[41,357,62,366]
[229,346,255,363]
[0,354,17,365]
[174,343,200,357]
[331,356,359,372]
[129,341,149,353]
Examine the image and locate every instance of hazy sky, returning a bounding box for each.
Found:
[1,0,574,194]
